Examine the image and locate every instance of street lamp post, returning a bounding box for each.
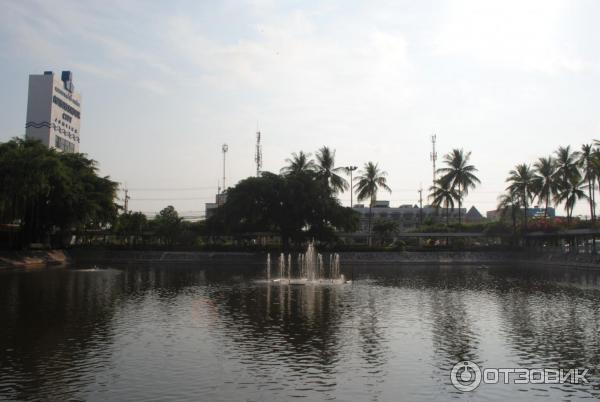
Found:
[346,166,358,207]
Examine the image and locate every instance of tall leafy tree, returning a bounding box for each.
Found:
[436,149,480,225]
[209,171,357,248]
[153,205,182,246]
[315,146,348,194]
[428,179,459,226]
[354,162,391,245]
[506,163,535,228]
[116,211,148,245]
[532,156,558,219]
[578,144,596,221]
[0,138,118,246]
[280,151,316,176]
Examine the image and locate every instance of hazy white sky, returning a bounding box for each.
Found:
[1,0,600,218]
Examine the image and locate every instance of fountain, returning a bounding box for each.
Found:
[266,242,348,285]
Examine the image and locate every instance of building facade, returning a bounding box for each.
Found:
[352,201,468,232]
[25,71,81,153]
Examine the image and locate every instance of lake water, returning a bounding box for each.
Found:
[1,262,600,401]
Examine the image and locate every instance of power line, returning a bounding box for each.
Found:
[131,197,214,201]
[125,187,217,191]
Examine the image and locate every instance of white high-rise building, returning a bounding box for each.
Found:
[25,70,81,153]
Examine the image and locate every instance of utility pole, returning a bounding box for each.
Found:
[221,143,228,193]
[346,166,358,207]
[430,134,438,187]
[418,186,423,226]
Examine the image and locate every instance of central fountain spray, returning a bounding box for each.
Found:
[266,242,347,285]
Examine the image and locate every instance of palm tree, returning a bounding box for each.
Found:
[592,146,600,216]
[554,175,587,224]
[578,144,596,222]
[315,146,349,194]
[280,151,316,176]
[436,149,480,225]
[554,145,581,184]
[506,163,535,228]
[429,179,459,226]
[354,162,392,246]
[497,189,521,242]
[554,145,582,223]
[532,156,558,219]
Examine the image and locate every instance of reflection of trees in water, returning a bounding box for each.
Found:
[428,288,480,366]
[194,282,359,399]
[0,269,122,401]
[497,286,600,370]
[209,284,345,363]
[357,292,388,369]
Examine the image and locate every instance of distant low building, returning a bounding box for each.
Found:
[205,192,227,219]
[486,206,556,221]
[352,201,468,232]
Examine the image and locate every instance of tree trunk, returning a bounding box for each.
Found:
[544,195,549,219]
[368,201,373,247]
[458,183,462,226]
[588,179,594,222]
[524,194,528,231]
[446,204,449,226]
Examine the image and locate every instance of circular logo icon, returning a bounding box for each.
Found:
[450,360,482,392]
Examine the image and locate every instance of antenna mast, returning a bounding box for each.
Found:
[255,129,262,177]
[221,143,228,193]
[123,187,130,213]
[430,134,438,186]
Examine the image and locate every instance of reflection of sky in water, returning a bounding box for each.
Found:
[0,263,599,401]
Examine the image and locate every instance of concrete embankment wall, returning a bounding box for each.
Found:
[0,250,68,268]
[2,249,600,270]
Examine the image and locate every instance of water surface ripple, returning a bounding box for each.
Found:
[1,263,599,401]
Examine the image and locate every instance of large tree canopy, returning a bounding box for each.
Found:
[0,138,118,246]
[208,171,358,247]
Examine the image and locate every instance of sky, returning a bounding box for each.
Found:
[1,0,600,219]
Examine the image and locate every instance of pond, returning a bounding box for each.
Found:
[1,262,599,401]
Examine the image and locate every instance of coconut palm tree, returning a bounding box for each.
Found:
[436,149,480,225]
[315,146,348,194]
[497,189,521,241]
[553,145,582,223]
[578,144,596,221]
[555,176,587,224]
[506,163,535,228]
[280,151,316,176]
[354,162,392,246]
[554,145,581,184]
[532,156,558,219]
[592,146,600,214]
[428,179,459,226]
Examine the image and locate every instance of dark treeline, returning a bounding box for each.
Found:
[0,138,118,247]
[2,137,599,251]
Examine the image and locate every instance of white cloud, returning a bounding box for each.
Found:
[434,0,586,74]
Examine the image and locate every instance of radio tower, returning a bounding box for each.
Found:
[254,129,262,177]
[430,134,438,187]
[123,188,130,213]
[221,143,228,193]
